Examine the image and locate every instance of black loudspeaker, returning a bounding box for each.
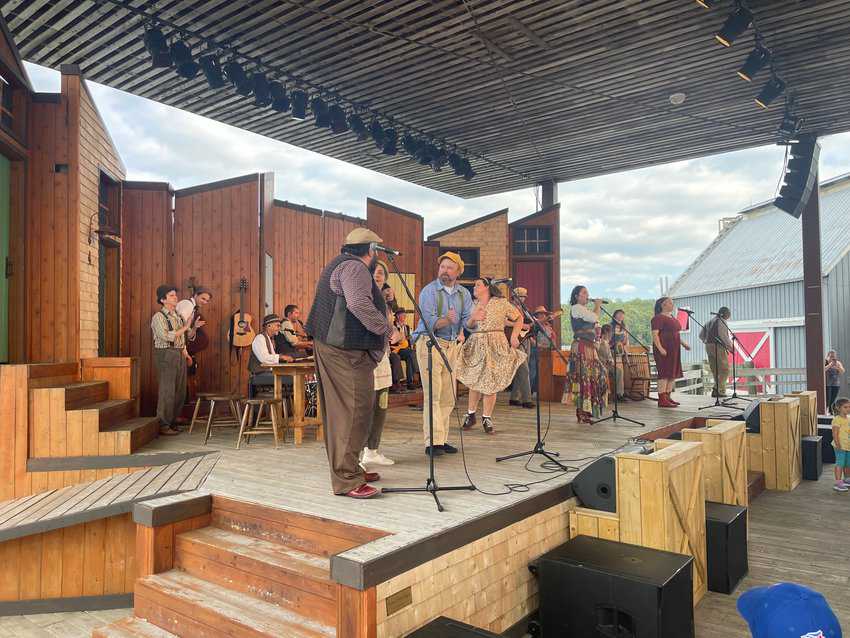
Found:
[537,536,694,638]
[573,456,617,512]
[740,399,764,433]
[817,424,836,464]
[405,617,499,637]
[705,502,748,595]
[802,435,823,480]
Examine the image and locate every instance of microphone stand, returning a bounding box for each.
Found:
[686,312,740,413]
[713,313,755,406]
[496,288,570,470]
[379,252,474,512]
[593,306,645,427]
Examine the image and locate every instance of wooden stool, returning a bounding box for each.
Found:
[237,397,287,449]
[192,393,242,444]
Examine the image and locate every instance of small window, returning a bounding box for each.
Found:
[442,247,480,279]
[513,227,552,255]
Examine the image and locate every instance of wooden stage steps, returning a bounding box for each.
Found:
[95,495,388,638]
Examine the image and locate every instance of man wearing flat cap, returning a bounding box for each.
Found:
[150,284,193,436]
[306,227,393,499]
[412,251,473,457]
[248,313,294,397]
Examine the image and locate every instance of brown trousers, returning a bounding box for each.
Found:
[314,340,378,494]
[154,348,187,428]
[416,338,459,446]
[706,342,731,394]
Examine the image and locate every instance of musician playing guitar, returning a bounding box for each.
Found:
[282,305,313,352]
[176,283,212,368]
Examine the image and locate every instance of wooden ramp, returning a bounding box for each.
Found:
[0,454,218,616]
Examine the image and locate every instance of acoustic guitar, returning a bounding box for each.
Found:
[186,276,209,356]
[227,278,255,347]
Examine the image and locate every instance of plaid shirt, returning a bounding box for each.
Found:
[151,309,186,349]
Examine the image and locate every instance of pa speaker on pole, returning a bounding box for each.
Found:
[775,135,820,219]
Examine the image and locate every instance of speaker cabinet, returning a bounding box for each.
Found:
[537,536,694,638]
[817,424,836,464]
[802,435,823,480]
[572,456,617,512]
[405,617,499,637]
[705,502,748,595]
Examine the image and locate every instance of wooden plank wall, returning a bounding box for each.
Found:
[121,182,173,416]
[0,512,135,601]
[172,175,262,397]
[70,69,126,360]
[366,198,424,308]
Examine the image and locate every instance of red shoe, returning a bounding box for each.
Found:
[658,393,675,408]
[668,394,681,406]
[364,472,381,482]
[344,484,380,499]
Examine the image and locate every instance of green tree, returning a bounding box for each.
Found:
[560,298,656,348]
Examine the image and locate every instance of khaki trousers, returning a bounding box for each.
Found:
[416,338,458,446]
[706,342,731,394]
[314,340,377,494]
[154,348,186,428]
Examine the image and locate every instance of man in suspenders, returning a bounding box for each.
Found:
[150,285,193,436]
[412,252,473,457]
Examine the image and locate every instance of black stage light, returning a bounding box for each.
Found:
[448,152,464,175]
[737,46,770,81]
[695,0,716,7]
[461,158,475,181]
[715,6,753,47]
[311,97,330,128]
[755,76,785,109]
[224,60,252,96]
[402,134,421,157]
[269,82,290,112]
[290,90,308,120]
[198,54,225,88]
[430,147,448,172]
[252,72,271,107]
[349,113,369,140]
[143,27,171,68]
[170,41,198,79]
[382,128,398,155]
[370,120,385,149]
[329,105,349,134]
[777,113,803,142]
[775,135,820,218]
[416,143,437,167]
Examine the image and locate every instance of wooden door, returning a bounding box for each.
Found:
[0,154,8,362]
[98,174,121,356]
[513,260,550,311]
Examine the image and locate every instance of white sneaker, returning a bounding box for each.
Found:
[842,478,850,485]
[362,448,394,467]
[834,481,849,492]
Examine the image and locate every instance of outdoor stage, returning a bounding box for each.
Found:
[52,392,841,637]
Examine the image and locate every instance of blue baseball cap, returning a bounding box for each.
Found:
[737,583,842,638]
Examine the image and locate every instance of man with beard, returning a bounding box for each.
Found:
[412,252,473,457]
[306,228,393,499]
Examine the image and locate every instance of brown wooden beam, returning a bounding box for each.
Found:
[801,173,825,412]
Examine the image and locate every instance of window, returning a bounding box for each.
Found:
[513,227,552,255]
[442,247,479,279]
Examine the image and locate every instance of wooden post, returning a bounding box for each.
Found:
[337,584,377,638]
[539,179,558,209]
[801,175,825,412]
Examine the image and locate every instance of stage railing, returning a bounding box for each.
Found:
[676,363,806,395]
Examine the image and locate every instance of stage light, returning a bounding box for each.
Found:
[349,113,369,140]
[461,158,475,181]
[775,135,820,218]
[695,0,716,7]
[416,143,437,167]
[430,147,448,172]
[382,128,398,155]
[715,6,753,47]
[143,27,171,68]
[737,46,770,81]
[777,112,803,142]
[402,134,421,157]
[198,54,225,88]
[252,72,271,107]
[290,90,308,120]
[169,41,198,79]
[268,82,289,112]
[311,97,330,128]
[448,152,464,176]
[329,105,349,134]
[224,60,252,96]
[755,76,785,108]
[370,120,385,149]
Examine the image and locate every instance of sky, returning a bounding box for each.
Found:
[24,62,850,302]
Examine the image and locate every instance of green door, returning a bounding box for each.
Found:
[0,155,9,362]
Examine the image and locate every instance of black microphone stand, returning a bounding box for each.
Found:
[593,306,645,427]
[496,288,570,470]
[380,252,474,512]
[713,313,754,406]
[687,312,740,413]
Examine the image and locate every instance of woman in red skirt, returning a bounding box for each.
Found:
[651,297,690,407]
[566,285,608,423]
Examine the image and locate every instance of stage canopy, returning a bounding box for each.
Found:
[3,0,850,198]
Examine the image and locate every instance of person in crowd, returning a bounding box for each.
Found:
[597,324,615,404]
[281,304,313,352]
[508,287,534,409]
[176,286,212,346]
[609,309,628,401]
[737,582,841,638]
[151,285,195,436]
[372,261,405,392]
[831,397,850,492]
[373,259,400,314]
[825,350,845,410]
[248,314,294,396]
[651,297,690,408]
[565,286,608,423]
[306,228,392,499]
[530,305,558,394]
[390,308,418,391]
[457,277,525,435]
[412,252,472,457]
[699,306,733,397]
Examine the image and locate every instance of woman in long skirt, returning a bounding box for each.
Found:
[565,285,608,423]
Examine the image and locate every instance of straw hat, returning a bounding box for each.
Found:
[514,287,528,297]
[438,251,465,275]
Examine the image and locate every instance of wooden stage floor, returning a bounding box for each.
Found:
[5,393,847,636]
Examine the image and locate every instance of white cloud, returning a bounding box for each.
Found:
[614,284,637,294]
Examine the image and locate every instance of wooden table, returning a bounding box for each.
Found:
[264,361,324,445]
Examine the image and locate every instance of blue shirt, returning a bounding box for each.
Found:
[412,280,473,342]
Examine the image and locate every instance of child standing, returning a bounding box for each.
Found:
[831,397,850,491]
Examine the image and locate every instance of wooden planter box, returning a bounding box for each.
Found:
[786,390,817,437]
[747,397,801,492]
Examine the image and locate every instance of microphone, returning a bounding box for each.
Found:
[591,298,611,304]
[373,244,402,256]
[680,308,695,315]
[492,277,513,285]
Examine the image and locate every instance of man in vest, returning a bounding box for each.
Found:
[150,285,193,436]
[306,228,393,499]
[248,313,294,396]
[699,306,733,397]
[412,252,473,457]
